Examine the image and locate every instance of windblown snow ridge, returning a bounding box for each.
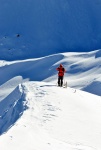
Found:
[0,81,101,150]
[0,84,28,135]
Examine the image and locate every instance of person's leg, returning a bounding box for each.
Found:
[58,76,60,86]
[60,76,63,86]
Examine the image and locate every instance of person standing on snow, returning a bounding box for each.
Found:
[56,64,66,87]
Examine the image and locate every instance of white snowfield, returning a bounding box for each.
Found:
[0,82,101,150]
[0,50,101,150]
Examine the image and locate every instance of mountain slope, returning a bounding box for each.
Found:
[0,81,101,150]
[0,0,101,60]
[0,50,101,96]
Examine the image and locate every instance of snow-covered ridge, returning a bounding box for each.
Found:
[0,81,101,150]
[0,50,101,149]
[0,50,101,96]
[0,84,28,135]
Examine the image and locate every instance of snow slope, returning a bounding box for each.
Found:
[0,81,101,150]
[0,50,101,150]
[0,0,101,60]
[0,50,101,96]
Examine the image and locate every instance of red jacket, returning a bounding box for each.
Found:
[56,66,66,76]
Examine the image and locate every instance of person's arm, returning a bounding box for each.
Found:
[56,67,59,71]
[64,68,66,73]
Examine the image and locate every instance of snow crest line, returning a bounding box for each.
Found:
[0,84,28,135]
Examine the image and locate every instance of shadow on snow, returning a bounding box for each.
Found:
[0,54,64,86]
[0,85,28,135]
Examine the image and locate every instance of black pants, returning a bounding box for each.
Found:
[58,76,63,86]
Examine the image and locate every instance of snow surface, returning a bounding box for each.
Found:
[0,50,101,150]
[0,50,101,95]
[0,82,101,150]
[0,1,101,149]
